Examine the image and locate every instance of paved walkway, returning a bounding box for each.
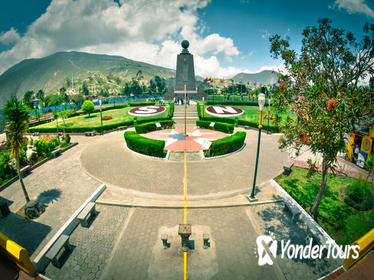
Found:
[80,129,289,197]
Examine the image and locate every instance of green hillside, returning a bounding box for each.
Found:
[0,51,175,108]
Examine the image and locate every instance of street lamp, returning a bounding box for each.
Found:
[249,92,266,201]
[267,93,271,134]
[99,99,103,135]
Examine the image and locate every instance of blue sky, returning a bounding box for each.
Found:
[0,0,373,77]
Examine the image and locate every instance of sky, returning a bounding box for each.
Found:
[0,0,373,78]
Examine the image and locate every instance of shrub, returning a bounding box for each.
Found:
[124,131,166,158]
[237,119,280,133]
[196,120,234,134]
[135,120,174,134]
[20,149,28,167]
[48,138,59,151]
[63,134,71,144]
[82,100,95,116]
[34,138,51,158]
[103,116,112,120]
[204,131,246,157]
[346,176,369,203]
[0,152,16,180]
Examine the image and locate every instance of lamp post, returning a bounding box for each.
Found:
[249,93,266,201]
[202,96,205,119]
[99,99,103,135]
[267,93,271,135]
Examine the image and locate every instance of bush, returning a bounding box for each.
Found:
[237,119,280,133]
[34,138,51,158]
[103,116,112,120]
[196,120,234,134]
[19,149,28,167]
[344,176,374,211]
[204,131,246,157]
[63,134,71,144]
[135,120,174,134]
[124,131,166,158]
[167,102,174,118]
[28,152,39,164]
[82,100,95,116]
[0,152,16,180]
[206,100,270,106]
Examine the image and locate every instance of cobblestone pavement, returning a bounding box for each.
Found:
[45,205,130,280]
[101,207,281,280]
[0,135,100,258]
[80,129,289,196]
[247,202,341,280]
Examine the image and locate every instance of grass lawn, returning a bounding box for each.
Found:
[275,166,374,245]
[32,105,170,129]
[200,102,293,127]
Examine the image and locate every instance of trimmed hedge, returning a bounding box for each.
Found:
[128,101,156,106]
[206,100,270,106]
[135,120,174,134]
[29,118,53,127]
[167,102,174,118]
[196,120,234,134]
[237,119,280,133]
[204,131,246,157]
[124,131,166,158]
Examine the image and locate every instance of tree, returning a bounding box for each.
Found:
[70,94,84,107]
[4,98,31,202]
[23,90,34,108]
[82,81,90,96]
[149,79,157,94]
[59,110,71,126]
[154,76,166,94]
[53,110,60,133]
[36,89,44,101]
[45,94,63,110]
[269,18,374,218]
[82,100,95,116]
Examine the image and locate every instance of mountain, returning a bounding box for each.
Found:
[232,70,279,85]
[0,51,175,108]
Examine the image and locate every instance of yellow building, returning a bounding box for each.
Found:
[347,125,374,167]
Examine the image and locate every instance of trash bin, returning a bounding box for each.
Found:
[0,203,10,217]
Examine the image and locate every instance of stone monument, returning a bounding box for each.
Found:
[165,40,206,100]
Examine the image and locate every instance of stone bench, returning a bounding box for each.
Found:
[77,202,97,228]
[45,234,72,268]
[20,165,31,176]
[283,162,294,176]
[85,131,96,137]
[32,132,40,136]
[51,148,62,158]
[284,200,301,222]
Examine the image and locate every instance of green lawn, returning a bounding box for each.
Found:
[275,167,374,245]
[33,105,170,129]
[200,103,293,127]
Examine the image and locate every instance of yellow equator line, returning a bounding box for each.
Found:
[184,149,187,280]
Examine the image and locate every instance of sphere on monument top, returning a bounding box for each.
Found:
[181,40,189,49]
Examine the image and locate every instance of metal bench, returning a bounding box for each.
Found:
[77,202,97,228]
[20,165,31,176]
[51,148,62,158]
[45,234,71,268]
[284,200,301,222]
[283,162,294,176]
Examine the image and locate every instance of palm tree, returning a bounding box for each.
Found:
[4,98,31,202]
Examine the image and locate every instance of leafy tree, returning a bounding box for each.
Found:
[53,110,60,133]
[45,94,63,110]
[59,110,71,126]
[121,82,132,96]
[23,90,34,108]
[36,89,44,101]
[82,100,95,116]
[82,81,90,96]
[269,18,374,218]
[154,76,166,94]
[59,87,66,95]
[135,70,144,82]
[4,98,31,202]
[70,94,84,107]
[149,79,157,94]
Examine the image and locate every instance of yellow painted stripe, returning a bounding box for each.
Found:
[184,251,187,280]
[184,150,187,224]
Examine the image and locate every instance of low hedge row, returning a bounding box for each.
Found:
[29,118,53,127]
[128,101,155,106]
[205,100,270,106]
[167,102,174,118]
[204,131,246,157]
[135,120,174,134]
[124,131,166,158]
[196,120,234,134]
[237,119,280,133]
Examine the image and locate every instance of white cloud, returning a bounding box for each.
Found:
[331,0,374,18]
[0,27,21,45]
[0,0,245,77]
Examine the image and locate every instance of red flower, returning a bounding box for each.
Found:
[328,99,336,111]
[280,81,287,89]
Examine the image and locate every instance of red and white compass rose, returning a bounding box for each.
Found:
[143,128,227,151]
